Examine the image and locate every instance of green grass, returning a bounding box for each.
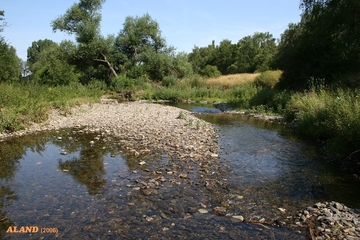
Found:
[285,88,360,156]
[0,82,103,132]
[2,70,360,162]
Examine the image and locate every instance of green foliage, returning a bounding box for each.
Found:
[188,43,216,75]
[30,43,80,86]
[212,39,237,74]
[0,10,7,33]
[275,0,360,90]
[188,32,277,76]
[284,88,360,156]
[51,0,105,43]
[114,13,181,81]
[0,82,102,132]
[0,38,20,82]
[161,75,178,87]
[177,111,186,119]
[189,75,206,88]
[51,0,117,85]
[201,65,221,78]
[253,70,282,88]
[235,32,277,73]
[0,11,21,82]
[27,39,58,67]
[110,75,135,90]
[228,84,258,109]
[171,52,194,79]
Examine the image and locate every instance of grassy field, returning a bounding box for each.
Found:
[205,73,260,89]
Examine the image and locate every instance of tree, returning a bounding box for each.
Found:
[115,13,176,81]
[0,10,7,33]
[273,23,311,89]
[29,42,80,86]
[27,39,58,68]
[52,0,117,84]
[51,0,104,43]
[0,38,21,82]
[188,33,277,76]
[0,12,20,82]
[188,42,216,76]
[171,52,193,79]
[212,39,236,75]
[235,32,277,73]
[275,0,360,89]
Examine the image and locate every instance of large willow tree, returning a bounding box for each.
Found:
[51,0,118,84]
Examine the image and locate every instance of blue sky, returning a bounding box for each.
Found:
[2,0,302,60]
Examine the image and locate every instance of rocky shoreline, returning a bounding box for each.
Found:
[292,201,360,240]
[1,101,359,239]
[0,101,218,162]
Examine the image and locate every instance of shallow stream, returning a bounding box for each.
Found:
[0,103,359,239]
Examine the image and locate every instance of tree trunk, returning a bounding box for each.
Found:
[94,52,118,78]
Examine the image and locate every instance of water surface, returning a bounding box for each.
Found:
[1,104,359,239]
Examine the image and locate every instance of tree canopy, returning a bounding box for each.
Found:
[114,13,176,80]
[275,0,360,89]
[0,10,6,33]
[0,10,20,82]
[188,32,277,77]
[51,0,117,85]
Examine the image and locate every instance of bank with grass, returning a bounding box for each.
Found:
[1,71,360,170]
[108,71,360,167]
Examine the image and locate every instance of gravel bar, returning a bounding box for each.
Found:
[0,101,219,161]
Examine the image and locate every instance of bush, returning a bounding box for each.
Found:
[253,70,282,88]
[189,75,206,88]
[161,75,178,87]
[110,75,135,90]
[228,84,258,109]
[284,88,360,157]
[201,65,221,78]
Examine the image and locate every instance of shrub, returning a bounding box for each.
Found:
[284,88,360,157]
[253,70,282,88]
[189,75,206,88]
[201,65,221,78]
[111,75,135,91]
[228,84,258,109]
[162,75,178,87]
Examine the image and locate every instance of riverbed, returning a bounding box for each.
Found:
[0,102,359,239]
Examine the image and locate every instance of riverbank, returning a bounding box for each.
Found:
[0,101,218,164]
[1,101,359,239]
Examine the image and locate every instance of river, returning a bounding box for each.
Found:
[0,103,359,239]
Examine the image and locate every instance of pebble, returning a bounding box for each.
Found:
[198,209,209,214]
[294,201,360,239]
[231,216,244,222]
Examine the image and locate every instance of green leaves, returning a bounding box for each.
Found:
[188,32,277,76]
[0,38,20,82]
[115,14,182,81]
[275,0,360,90]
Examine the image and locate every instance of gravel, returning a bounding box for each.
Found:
[2,101,359,239]
[293,201,360,240]
[0,101,218,162]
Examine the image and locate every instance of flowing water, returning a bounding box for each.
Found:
[0,104,359,239]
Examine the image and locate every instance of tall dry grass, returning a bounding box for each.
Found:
[206,73,260,89]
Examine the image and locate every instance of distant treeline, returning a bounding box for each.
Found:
[0,0,359,91]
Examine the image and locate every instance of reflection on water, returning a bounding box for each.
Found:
[0,130,127,237]
[1,104,359,238]
[195,109,360,211]
[0,128,308,239]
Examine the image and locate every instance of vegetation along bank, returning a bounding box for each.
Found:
[1,0,359,172]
